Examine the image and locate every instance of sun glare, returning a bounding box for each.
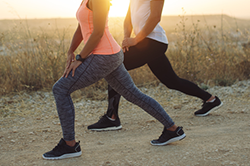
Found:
[109,0,130,17]
[0,0,250,20]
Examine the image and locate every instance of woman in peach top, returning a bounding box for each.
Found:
[42,0,185,160]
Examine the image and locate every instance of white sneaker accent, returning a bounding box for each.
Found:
[207,98,216,103]
[150,133,186,146]
[88,125,122,131]
[107,116,116,121]
[42,151,82,160]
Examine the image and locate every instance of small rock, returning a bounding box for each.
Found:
[173,105,182,109]
[30,139,35,143]
[12,130,18,133]
[97,141,104,145]
[11,140,15,143]
[103,161,111,165]
[42,129,48,132]
[146,120,156,123]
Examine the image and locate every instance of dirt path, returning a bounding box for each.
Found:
[0,80,250,166]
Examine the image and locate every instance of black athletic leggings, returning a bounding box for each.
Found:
[106,38,211,117]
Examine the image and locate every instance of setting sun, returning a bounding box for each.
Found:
[109,0,130,17]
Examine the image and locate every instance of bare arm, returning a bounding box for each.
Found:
[123,4,132,39]
[122,0,164,48]
[135,0,164,43]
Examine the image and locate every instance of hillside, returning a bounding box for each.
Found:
[0,14,249,33]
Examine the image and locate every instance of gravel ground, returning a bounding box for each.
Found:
[0,80,250,166]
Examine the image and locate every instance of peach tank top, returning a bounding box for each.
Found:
[76,0,121,55]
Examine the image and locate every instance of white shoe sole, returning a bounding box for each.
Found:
[42,151,82,160]
[88,125,122,131]
[195,102,223,117]
[150,133,186,146]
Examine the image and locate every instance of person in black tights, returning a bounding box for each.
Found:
[88,0,223,131]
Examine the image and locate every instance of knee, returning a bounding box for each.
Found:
[165,83,176,90]
[52,83,59,95]
[52,81,64,95]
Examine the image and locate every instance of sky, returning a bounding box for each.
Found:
[0,0,250,20]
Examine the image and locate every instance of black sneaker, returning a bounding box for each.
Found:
[150,126,186,146]
[194,96,223,117]
[87,114,122,131]
[42,138,82,160]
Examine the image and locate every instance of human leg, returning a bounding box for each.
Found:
[121,38,222,116]
[43,52,124,159]
[88,39,155,130]
[106,38,156,117]
[87,84,122,131]
[105,38,214,118]
[147,52,212,101]
[105,64,174,127]
[104,63,185,144]
[107,38,165,114]
[147,51,223,116]
[53,54,122,141]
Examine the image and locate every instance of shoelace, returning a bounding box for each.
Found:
[98,114,108,122]
[158,129,168,140]
[52,142,64,152]
[202,101,206,107]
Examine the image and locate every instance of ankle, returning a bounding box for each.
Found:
[111,114,116,120]
[65,140,76,147]
[206,96,215,102]
[166,125,177,131]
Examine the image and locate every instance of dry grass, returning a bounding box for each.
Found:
[0,14,250,97]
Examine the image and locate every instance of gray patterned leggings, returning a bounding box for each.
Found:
[52,50,174,141]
